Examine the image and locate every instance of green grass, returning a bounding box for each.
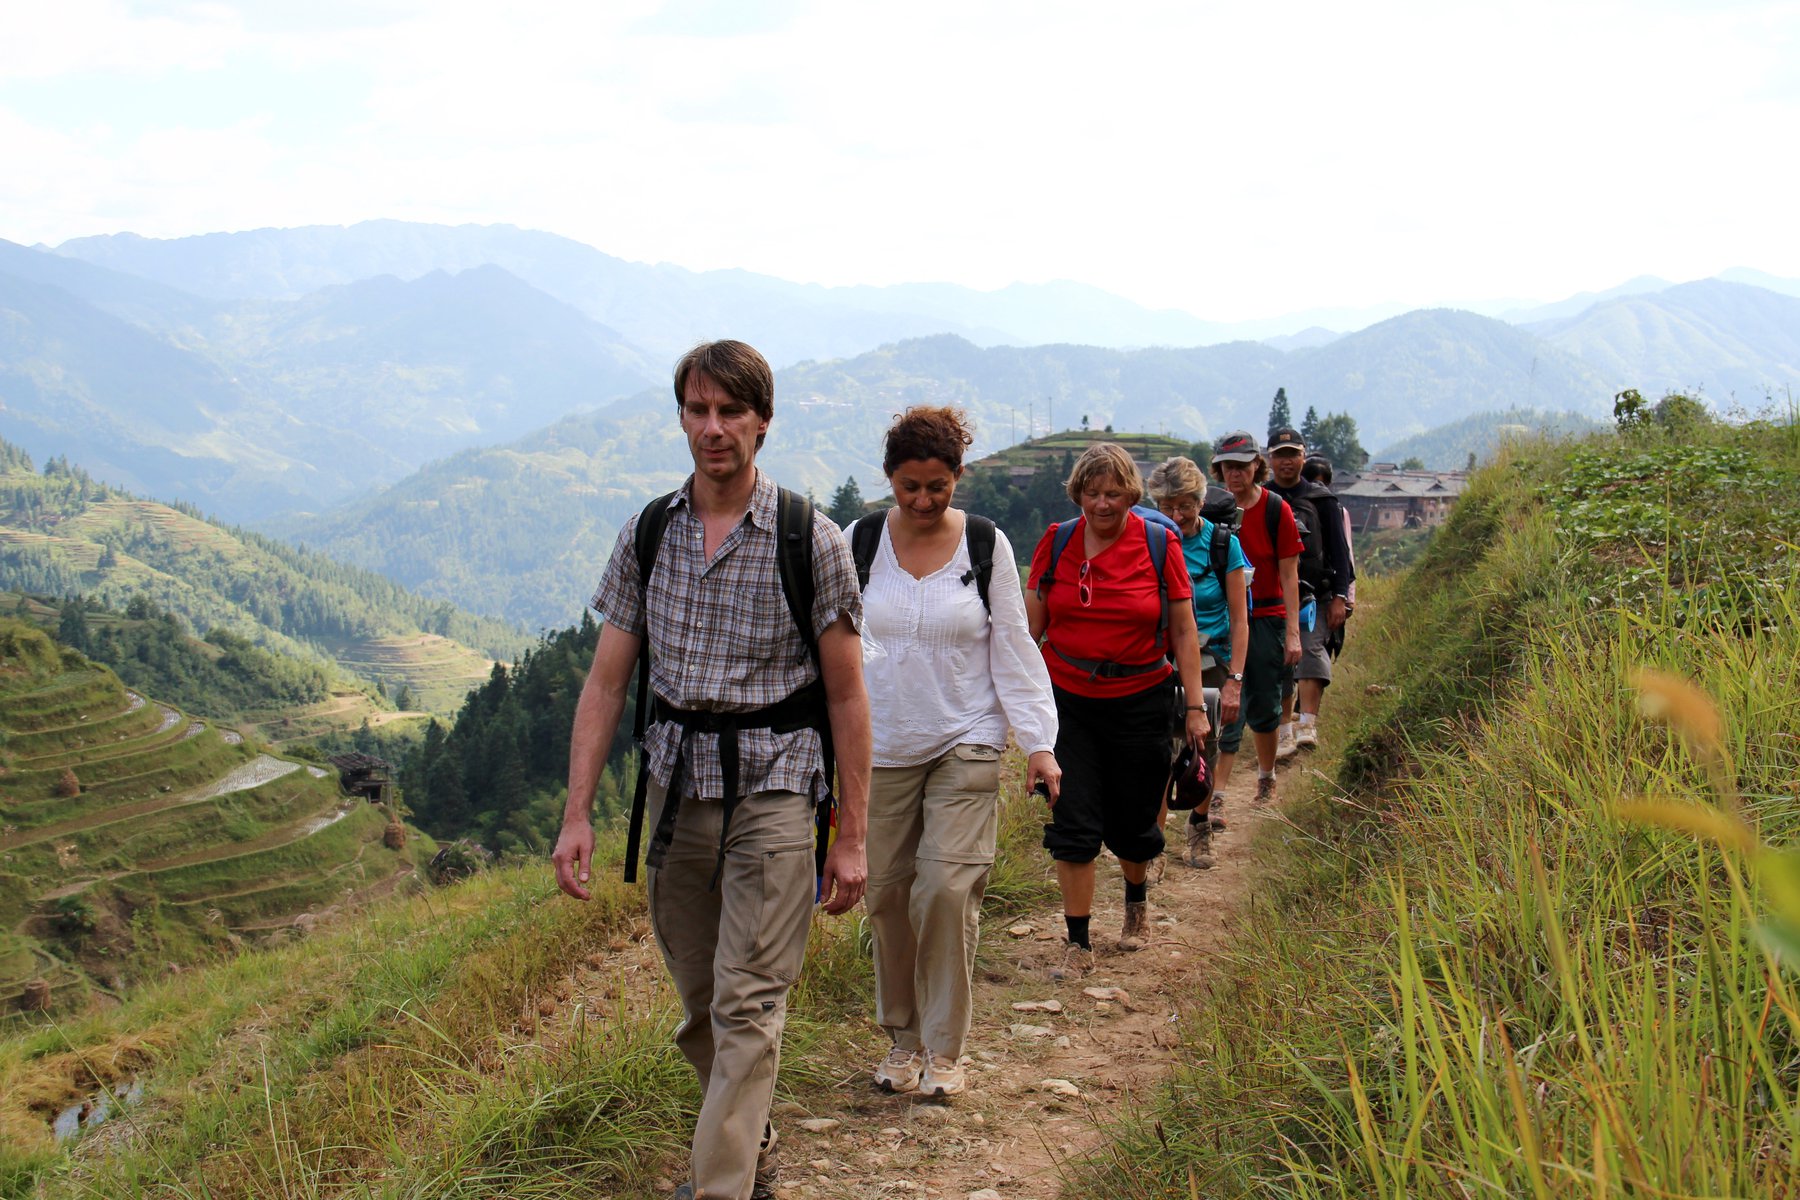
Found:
[1082,414,1800,1197]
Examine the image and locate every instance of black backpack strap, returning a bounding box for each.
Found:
[774,487,819,665]
[962,514,997,612]
[1209,521,1231,586]
[850,511,885,593]
[1144,518,1170,644]
[624,490,678,884]
[1036,518,1082,601]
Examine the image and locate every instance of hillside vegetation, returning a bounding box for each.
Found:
[1089,406,1800,1194]
[0,440,523,712]
[0,620,434,1021]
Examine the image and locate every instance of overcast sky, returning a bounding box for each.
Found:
[3,0,1797,321]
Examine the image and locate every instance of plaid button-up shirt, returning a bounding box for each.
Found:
[593,470,862,801]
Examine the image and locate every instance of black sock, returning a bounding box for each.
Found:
[1124,879,1148,904]
[1065,915,1091,949]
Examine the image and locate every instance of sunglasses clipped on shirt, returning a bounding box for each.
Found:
[1078,559,1092,607]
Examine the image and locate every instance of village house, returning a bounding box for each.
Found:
[1334,464,1469,533]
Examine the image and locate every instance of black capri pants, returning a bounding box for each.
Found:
[1043,674,1175,865]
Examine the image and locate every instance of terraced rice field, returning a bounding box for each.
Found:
[1,620,433,1016]
[325,632,494,712]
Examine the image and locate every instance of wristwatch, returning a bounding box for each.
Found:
[1226,672,1244,682]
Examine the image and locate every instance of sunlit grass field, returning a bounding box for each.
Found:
[1087,408,1800,1196]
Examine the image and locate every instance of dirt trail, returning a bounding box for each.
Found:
[558,755,1299,1199]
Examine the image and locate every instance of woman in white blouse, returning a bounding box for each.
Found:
[851,406,1062,1100]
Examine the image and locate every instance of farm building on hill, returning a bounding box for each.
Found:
[1335,465,1469,532]
[328,752,394,804]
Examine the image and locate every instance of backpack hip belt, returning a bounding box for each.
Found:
[645,678,830,890]
[1049,644,1169,682]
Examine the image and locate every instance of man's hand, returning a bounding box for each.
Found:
[1284,626,1303,666]
[1026,749,1062,806]
[817,837,867,915]
[1328,596,1347,630]
[1185,707,1210,745]
[552,819,595,901]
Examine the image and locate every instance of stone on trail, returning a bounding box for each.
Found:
[1038,1078,1081,1097]
[1081,986,1132,1007]
[799,1118,841,1133]
[970,1191,1005,1200]
[1006,923,1033,937]
[1007,1022,1055,1039]
[1010,999,1063,1013]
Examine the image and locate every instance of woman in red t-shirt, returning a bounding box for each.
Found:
[1024,443,1208,977]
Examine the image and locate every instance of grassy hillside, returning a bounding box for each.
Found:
[1087,407,1800,1194]
[0,442,523,711]
[0,620,436,1020]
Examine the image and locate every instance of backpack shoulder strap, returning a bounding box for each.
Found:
[774,487,819,665]
[850,511,885,592]
[963,514,996,612]
[1209,520,1231,585]
[624,489,677,884]
[1144,517,1170,642]
[1263,489,1284,552]
[1037,518,1083,600]
[631,491,679,742]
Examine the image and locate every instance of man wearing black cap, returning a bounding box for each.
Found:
[1208,431,1301,805]
[1264,427,1354,753]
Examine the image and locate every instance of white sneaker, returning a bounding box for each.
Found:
[1276,723,1298,760]
[1296,722,1319,749]
[872,1046,922,1093]
[920,1051,966,1097]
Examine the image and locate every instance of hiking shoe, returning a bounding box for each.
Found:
[1145,852,1166,887]
[1048,941,1094,980]
[1209,791,1228,831]
[675,1176,777,1200]
[921,1051,967,1098]
[1276,723,1298,760]
[1296,723,1319,750]
[872,1045,923,1093]
[1184,821,1215,870]
[1118,900,1151,950]
[1254,775,1277,807]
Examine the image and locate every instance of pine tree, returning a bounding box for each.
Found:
[1300,406,1321,447]
[1267,388,1293,442]
[827,476,865,526]
[1311,413,1370,473]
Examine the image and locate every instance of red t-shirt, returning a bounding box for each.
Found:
[1236,489,1302,619]
[1027,512,1193,698]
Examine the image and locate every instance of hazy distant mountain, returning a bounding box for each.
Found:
[1372,407,1608,471]
[1529,280,1800,404]
[1500,275,1673,325]
[0,255,663,518]
[1716,267,1800,300]
[1263,326,1342,352]
[278,322,1620,627]
[54,221,1228,363]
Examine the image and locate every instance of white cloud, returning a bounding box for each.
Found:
[2,0,1798,318]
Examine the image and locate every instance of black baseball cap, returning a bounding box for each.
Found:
[1268,427,1307,454]
[1211,430,1261,463]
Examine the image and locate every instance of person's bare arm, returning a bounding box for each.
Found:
[816,614,870,916]
[1167,599,1210,744]
[1223,567,1249,724]
[552,623,641,900]
[1025,589,1047,642]
[1280,556,1302,666]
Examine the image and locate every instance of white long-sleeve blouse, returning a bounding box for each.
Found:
[857,515,1059,769]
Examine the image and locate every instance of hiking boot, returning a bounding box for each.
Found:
[1209,792,1228,831]
[872,1045,923,1093]
[1145,852,1166,887]
[1296,722,1319,750]
[1184,821,1215,870]
[1048,941,1094,980]
[1276,722,1298,760]
[920,1051,967,1098]
[1254,775,1277,807]
[675,1174,778,1200]
[1118,900,1151,950]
